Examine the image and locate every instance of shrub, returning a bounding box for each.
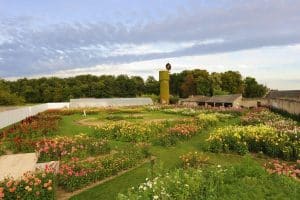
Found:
[264,159,300,179]
[58,145,148,192]
[36,134,110,162]
[0,169,55,200]
[180,151,210,168]
[207,125,300,160]
[198,113,219,127]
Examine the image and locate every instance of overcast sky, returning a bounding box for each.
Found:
[0,0,299,89]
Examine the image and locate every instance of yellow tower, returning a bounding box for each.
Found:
[159,63,171,104]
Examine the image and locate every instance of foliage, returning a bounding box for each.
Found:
[180,151,210,168]
[0,113,61,153]
[198,113,219,127]
[0,88,25,105]
[1,70,266,103]
[118,158,300,200]
[220,70,244,94]
[36,134,110,162]
[0,169,55,200]
[207,125,300,160]
[93,118,200,146]
[162,107,199,116]
[0,80,25,105]
[264,159,300,179]
[243,77,267,98]
[58,145,148,192]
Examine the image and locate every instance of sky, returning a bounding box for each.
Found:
[0,0,299,90]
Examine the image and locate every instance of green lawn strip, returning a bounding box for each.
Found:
[55,114,96,136]
[69,163,151,200]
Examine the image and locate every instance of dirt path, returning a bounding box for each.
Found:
[57,156,155,200]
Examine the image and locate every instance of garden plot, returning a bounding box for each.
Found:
[0,106,299,200]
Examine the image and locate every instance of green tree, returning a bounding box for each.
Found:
[145,76,159,95]
[180,73,197,98]
[243,77,267,98]
[221,71,244,94]
[194,69,211,96]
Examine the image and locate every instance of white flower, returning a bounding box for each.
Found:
[153,195,159,199]
[217,165,221,168]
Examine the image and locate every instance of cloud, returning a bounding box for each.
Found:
[0,0,300,77]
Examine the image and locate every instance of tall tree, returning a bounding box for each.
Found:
[180,73,197,98]
[220,71,244,94]
[243,77,267,98]
[145,76,159,95]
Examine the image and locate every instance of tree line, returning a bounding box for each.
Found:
[0,69,267,105]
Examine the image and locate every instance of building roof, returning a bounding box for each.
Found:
[180,94,242,104]
[181,95,210,102]
[206,94,242,103]
[265,90,300,100]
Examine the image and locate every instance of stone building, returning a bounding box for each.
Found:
[265,90,300,115]
[179,94,243,108]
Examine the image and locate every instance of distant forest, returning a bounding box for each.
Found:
[0,69,267,105]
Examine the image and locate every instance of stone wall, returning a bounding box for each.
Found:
[267,98,300,115]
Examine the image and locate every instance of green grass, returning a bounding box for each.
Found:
[70,117,246,200]
[56,111,298,200]
[54,114,95,136]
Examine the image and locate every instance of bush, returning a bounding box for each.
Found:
[207,125,300,160]
[0,89,25,105]
[198,113,219,127]
[0,170,55,200]
[58,145,148,192]
[36,134,110,162]
[180,151,210,168]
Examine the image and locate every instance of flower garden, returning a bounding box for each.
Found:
[0,106,299,199]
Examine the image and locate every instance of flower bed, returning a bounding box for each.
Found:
[153,122,199,146]
[0,113,61,153]
[207,125,300,160]
[180,151,210,168]
[0,169,55,200]
[58,145,149,192]
[36,134,110,162]
[1,113,61,140]
[92,121,167,142]
[264,159,300,179]
[118,158,300,200]
[162,108,200,116]
[241,108,300,133]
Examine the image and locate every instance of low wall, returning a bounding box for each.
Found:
[69,98,153,108]
[0,103,69,129]
[267,98,300,115]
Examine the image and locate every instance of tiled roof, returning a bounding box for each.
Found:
[181,95,210,102]
[181,94,242,103]
[206,94,242,103]
[265,90,300,100]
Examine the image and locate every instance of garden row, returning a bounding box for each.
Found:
[207,108,300,161]
[118,153,300,200]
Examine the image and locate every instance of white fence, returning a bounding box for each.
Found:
[0,103,69,129]
[70,98,153,108]
[0,98,153,129]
